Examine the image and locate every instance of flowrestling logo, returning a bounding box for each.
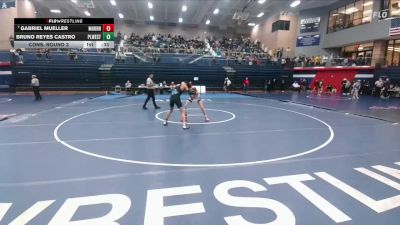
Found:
[369,106,400,110]
[0,160,399,225]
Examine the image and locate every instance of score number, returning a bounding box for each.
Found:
[103,32,114,41]
[84,41,95,48]
[102,24,114,41]
[102,24,114,32]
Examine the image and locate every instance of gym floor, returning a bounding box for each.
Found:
[0,93,399,225]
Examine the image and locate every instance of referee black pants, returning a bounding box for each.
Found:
[143,89,158,108]
[32,86,42,100]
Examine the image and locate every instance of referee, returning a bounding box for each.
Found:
[31,75,42,101]
[142,74,160,110]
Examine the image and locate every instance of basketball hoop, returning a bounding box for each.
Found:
[233,11,249,26]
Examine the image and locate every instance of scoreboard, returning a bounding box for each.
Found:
[14,18,115,49]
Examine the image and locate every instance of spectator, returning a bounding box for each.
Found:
[15,49,24,63]
[332,86,338,94]
[344,79,352,96]
[243,77,250,93]
[381,78,391,98]
[44,49,51,60]
[351,80,361,100]
[159,81,167,94]
[388,84,400,97]
[115,51,126,63]
[361,80,371,95]
[341,79,349,95]
[223,77,232,93]
[35,49,42,60]
[125,80,132,94]
[285,47,291,58]
[272,78,278,91]
[342,58,349,66]
[264,80,269,93]
[114,32,372,67]
[374,78,384,97]
[326,83,333,95]
[317,80,324,96]
[266,79,272,93]
[9,35,14,48]
[292,81,301,93]
[68,49,78,61]
[280,79,286,92]
[321,55,328,66]
[312,80,319,94]
[170,81,176,89]
[281,58,286,67]
[300,79,307,92]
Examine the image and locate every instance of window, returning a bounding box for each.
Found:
[353,1,364,25]
[342,42,373,65]
[386,39,400,66]
[363,0,373,23]
[327,0,373,33]
[390,0,400,17]
[272,20,290,32]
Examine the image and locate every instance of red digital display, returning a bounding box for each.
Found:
[102,24,114,32]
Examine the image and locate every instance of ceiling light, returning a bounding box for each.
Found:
[118,13,124,18]
[150,15,154,21]
[110,0,116,6]
[257,12,264,17]
[391,9,400,15]
[84,10,90,16]
[290,0,301,8]
[258,0,266,4]
[182,5,187,12]
[50,9,61,13]
[71,0,77,3]
[363,1,373,6]
[363,10,372,14]
[345,7,358,14]
[213,8,219,14]
[205,19,210,25]
[179,17,183,23]
[148,2,153,9]
[248,23,256,26]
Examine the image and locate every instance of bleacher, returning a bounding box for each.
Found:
[0,50,291,92]
[375,67,400,83]
[110,63,226,90]
[3,48,400,93]
[12,60,103,91]
[231,64,292,89]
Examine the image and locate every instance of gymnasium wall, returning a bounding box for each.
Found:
[296,0,389,54]
[293,67,375,94]
[322,0,389,48]
[296,7,331,57]
[250,13,298,58]
[0,0,36,50]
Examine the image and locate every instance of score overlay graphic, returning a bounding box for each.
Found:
[14,18,115,49]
